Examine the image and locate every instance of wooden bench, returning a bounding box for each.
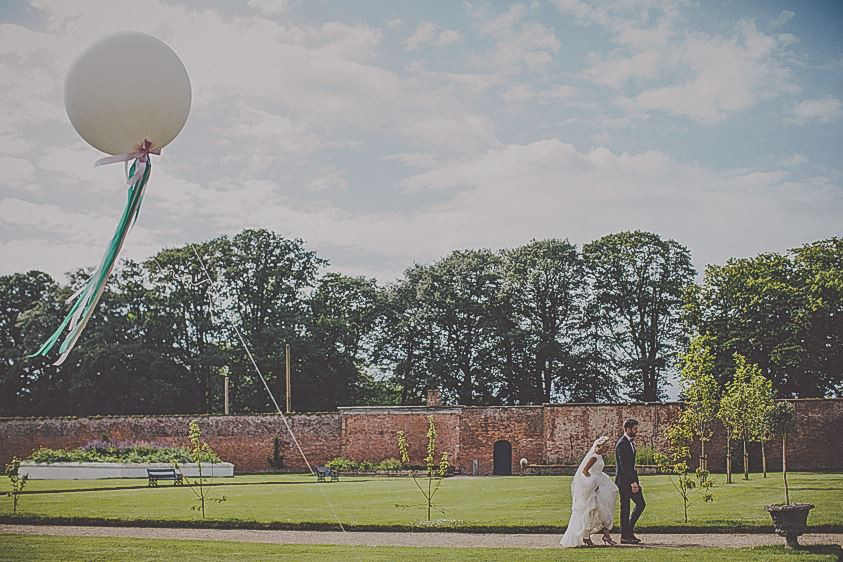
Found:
[147,468,184,487]
[314,466,338,482]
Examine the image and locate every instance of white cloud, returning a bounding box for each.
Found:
[383,152,442,169]
[94,138,839,283]
[404,21,462,51]
[248,0,291,16]
[770,10,795,29]
[307,166,348,192]
[622,21,796,123]
[0,196,163,277]
[391,139,842,273]
[790,96,842,125]
[469,4,560,75]
[0,157,36,185]
[583,49,662,88]
[556,2,798,123]
[500,83,576,106]
[436,29,462,46]
[780,153,808,166]
[405,21,438,51]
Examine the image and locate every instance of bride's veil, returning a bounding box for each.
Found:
[572,436,609,487]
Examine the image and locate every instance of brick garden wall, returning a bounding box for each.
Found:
[1,399,840,474]
[699,398,843,472]
[0,413,341,473]
[339,407,462,467]
[459,406,544,475]
[543,403,682,464]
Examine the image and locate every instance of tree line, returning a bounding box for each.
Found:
[1,229,840,416]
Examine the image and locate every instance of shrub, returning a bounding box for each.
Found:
[27,440,221,464]
[635,445,659,466]
[358,460,377,472]
[377,458,403,471]
[599,444,657,467]
[326,458,357,472]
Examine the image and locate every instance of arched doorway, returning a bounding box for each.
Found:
[493,440,512,475]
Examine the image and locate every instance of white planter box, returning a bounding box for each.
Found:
[19,461,234,480]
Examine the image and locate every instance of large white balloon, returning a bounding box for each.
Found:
[64,31,191,155]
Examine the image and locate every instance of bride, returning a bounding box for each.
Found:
[560,436,618,547]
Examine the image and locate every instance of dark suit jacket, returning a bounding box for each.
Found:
[615,435,639,487]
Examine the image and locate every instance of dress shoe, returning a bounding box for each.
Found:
[620,536,641,544]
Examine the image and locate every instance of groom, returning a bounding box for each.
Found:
[616,418,645,544]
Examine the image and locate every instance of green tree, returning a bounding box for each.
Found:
[380,251,505,405]
[3,456,29,513]
[751,370,776,478]
[791,238,843,397]
[146,241,227,413]
[684,242,843,398]
[372,268,430,405]
[654,419,714,523]
[502,239,587,403]
[719,354,765,481]
[0,271,57,415]
[68,261,198,415]
[765,401,797,504]
[678,335,719,470]
[396,415,450,521]
[176,419,226,518]
[301,273,384,409]
[219,229,325,412]
[422,250,504,405]
[583,231,695,401]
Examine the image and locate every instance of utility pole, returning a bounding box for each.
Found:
[224,373,230,415]
[285,344,292,414]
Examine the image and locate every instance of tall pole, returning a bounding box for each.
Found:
[224,373,230,415]
[285,344,291,414]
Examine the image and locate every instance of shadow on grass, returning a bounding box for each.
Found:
[21,479,371,496]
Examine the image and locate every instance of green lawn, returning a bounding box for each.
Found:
[1,535,841,562]
[2,473,841,532]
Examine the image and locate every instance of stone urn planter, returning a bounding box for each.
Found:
[765,503,814,548]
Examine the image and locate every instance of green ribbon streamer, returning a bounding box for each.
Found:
[30,159,152,365]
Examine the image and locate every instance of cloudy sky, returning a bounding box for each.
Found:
[1,0,841,284]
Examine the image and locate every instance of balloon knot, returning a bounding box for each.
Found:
[94,138,161,186]
[135,138,161,162]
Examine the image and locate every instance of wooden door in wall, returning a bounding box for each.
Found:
[493,440,512,475]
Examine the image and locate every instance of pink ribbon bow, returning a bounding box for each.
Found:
[95,139,161,186]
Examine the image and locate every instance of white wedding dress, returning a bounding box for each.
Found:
[560,441,618,547]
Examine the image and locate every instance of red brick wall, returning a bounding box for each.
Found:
[1,399,840,474]
[340,407,461,466]
[0,413,340,473]
[543,403,682,464]
[699,398,843,472]
[459,406,544,475]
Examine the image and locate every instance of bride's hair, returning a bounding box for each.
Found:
[594,436,609,448]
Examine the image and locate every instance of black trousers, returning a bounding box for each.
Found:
[618,484,646,537]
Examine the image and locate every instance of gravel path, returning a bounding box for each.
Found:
[2,525,841,549]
